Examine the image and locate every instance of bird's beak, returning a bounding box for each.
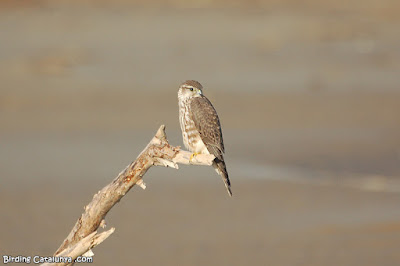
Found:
[198,90,203,95]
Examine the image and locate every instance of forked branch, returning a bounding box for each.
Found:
[46,125,215,265]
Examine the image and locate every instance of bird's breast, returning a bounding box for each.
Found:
[178,99,207,153]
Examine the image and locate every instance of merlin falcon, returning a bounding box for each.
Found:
[178,80,232,196]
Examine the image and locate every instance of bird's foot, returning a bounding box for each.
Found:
[189,152,199,164]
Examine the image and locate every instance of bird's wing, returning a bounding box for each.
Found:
[189,96,225,160]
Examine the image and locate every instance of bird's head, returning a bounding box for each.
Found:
[178,80,203,100]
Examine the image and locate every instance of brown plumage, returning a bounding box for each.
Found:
[178,80,232,196]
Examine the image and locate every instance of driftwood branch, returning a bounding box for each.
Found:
[41,228,115,266]
[48,125,214,264]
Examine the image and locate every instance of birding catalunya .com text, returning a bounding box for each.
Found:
[3,255,93,264]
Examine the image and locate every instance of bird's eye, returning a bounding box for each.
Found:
[189,88,194,91]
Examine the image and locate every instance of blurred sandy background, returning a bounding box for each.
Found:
[1,0,400,265]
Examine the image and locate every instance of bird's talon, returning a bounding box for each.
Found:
[189,153,199,163]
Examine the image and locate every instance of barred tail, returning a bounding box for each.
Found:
[213,159,232,197]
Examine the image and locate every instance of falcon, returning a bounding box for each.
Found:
[178,80,232,196]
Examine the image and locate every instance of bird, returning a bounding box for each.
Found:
[178,80,232,196]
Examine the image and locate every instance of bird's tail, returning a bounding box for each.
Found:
[213,159,232,197]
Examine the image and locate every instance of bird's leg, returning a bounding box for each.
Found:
[189,152,199,164]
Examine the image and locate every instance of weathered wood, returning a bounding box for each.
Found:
[52,125,215,261]
[42,228,114,266]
